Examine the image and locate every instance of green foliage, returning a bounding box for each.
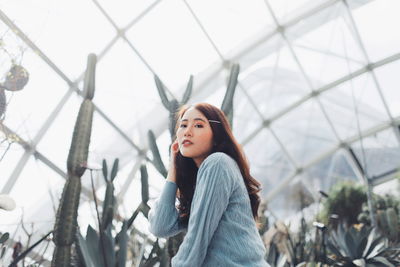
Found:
[140,164,149,204]
[76,158,158,267]
[319,181,367,227]
[326,224,400,267]
[358,194,400,243]
[0,232,9,262]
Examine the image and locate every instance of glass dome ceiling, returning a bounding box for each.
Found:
[1,0,400,264]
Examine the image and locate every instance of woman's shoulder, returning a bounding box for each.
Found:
[199,152,238,172]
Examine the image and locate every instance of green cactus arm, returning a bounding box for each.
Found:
[0,88,6,119]
[102,159,108,182]
[140,164,149,204]
[180,75,193,105]
[83,54,97,100]
[101,182,115,231]
[221,64,239,116]
[154,75,171,110]
[169,100,180,140]
[147,130,167,178]
[110,158,119,181]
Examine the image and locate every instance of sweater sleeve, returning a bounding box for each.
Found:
[171,153,236,267]
[148,181,187,238]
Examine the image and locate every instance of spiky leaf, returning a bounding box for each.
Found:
[154,75,170,110]
[110,158,119,181]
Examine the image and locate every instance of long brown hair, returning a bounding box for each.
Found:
[173,102,262,226]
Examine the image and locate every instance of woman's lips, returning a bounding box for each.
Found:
[182,141,193,147]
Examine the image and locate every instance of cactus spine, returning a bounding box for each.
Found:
[52,54,97,267]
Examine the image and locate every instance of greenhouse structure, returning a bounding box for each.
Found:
[0,0,399,266]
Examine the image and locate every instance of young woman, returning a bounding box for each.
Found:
[149,103,269,267]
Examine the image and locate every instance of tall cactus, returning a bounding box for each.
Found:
[52,54,97,267]
[154,75,193,140]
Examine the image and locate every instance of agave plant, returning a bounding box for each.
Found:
[76,159,163,267]
[326,224,400,267]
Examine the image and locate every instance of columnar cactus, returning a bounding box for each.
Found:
[51,54,97,267]
[154,75,193,140]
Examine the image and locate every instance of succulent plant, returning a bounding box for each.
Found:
[76,159,158,267]
[326,224,400,267]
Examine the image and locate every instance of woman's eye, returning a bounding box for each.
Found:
[195,124,203,128]
[179,124,187,128]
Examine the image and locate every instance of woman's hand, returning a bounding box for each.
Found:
[167,139,179,183]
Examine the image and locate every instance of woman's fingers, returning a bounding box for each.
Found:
[172,140,179,153]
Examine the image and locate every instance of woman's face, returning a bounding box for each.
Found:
[176,107,214,167]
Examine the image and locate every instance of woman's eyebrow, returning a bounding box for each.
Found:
[180,118,206,122]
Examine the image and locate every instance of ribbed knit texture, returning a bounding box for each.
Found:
[148,152,269,267]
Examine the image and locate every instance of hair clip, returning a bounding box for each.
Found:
[209,120,221,124]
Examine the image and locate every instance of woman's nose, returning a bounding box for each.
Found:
[184,126,192,136]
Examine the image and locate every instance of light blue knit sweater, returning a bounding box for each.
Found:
[148,152,269,267]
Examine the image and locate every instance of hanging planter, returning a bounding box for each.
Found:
[1,65,29,91]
